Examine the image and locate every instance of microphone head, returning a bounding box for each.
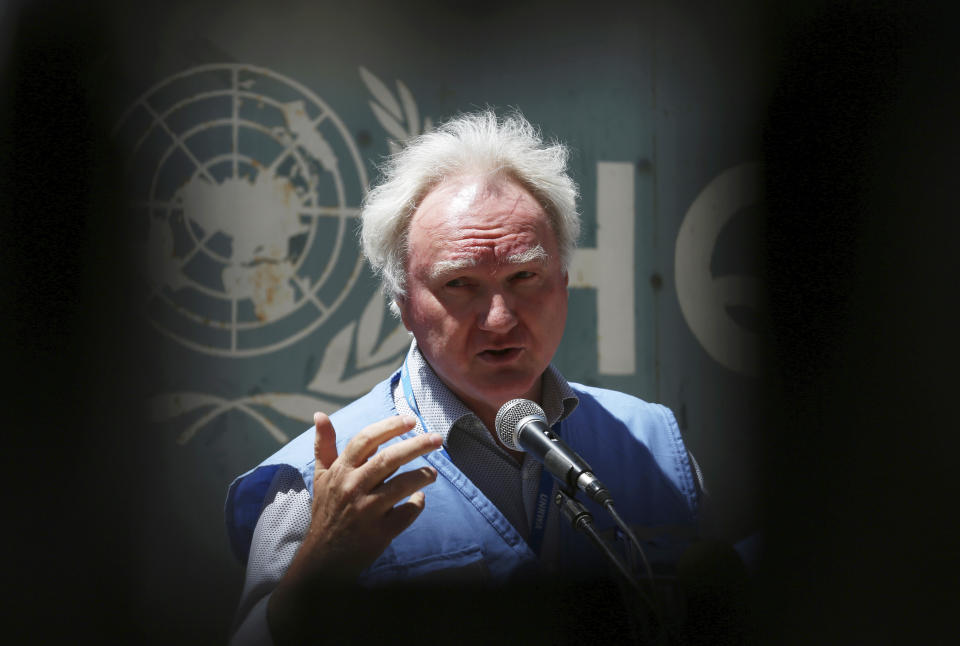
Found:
[495,398,547,450]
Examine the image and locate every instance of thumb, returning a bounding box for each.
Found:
[313,411,338,470]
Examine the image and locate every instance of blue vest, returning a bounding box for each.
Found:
[225,371,699,584]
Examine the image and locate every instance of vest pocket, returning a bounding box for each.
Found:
[361,545,489,585]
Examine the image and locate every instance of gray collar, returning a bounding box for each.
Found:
[401,339,579,441]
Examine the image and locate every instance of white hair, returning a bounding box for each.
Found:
[360,110,580,312]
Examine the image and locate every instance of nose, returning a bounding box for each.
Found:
[478,291,517,333]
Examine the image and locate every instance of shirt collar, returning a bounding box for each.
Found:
[403,339,579,440]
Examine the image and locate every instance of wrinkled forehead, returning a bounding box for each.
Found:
[411,174,549,232]
[404,175,558,280]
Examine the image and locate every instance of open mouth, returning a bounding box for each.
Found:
[478,347,521,362]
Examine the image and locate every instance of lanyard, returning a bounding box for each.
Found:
[399,355,554,555]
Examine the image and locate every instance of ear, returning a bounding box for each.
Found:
[563,270,569,287]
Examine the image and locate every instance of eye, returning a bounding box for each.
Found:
[512,270,536,281]
[445,277,467,288]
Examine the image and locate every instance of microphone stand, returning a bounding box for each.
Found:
[554,487,673,645]
[554,488,639,590]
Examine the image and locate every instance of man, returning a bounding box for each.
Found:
[225,111,701,644]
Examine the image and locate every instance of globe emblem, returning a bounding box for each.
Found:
[113,63,368,357]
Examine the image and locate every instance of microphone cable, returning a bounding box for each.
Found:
[604,499,655,585]
[605,500,676,645]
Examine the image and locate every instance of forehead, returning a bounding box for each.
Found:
[407,175,555,265]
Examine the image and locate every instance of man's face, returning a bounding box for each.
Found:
[398,174,568,423]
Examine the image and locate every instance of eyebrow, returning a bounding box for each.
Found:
[428,244,548,282]
[507,244,548,266]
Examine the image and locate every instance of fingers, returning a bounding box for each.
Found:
[371,465,438,512]
[313,412,338,470]
[357,431,443,488]
[339,415,420,467]
[382,490,427,537]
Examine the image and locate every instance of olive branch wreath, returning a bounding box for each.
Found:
[149,67,431,446]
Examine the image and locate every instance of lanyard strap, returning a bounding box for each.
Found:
[399,355,554,556]
[527,461,554,555]
[399,356,426,432]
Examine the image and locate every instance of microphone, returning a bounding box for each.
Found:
[495,399,613,505]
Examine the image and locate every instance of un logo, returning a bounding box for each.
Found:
[113,63,368,357]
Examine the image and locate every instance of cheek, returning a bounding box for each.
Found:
[529,283,568,335]
[554,292,568,337]
[556,281,568,310]
[534,277,568,308]
[551,292,568,333]
[408,293,470,345]
[405,285,441,320]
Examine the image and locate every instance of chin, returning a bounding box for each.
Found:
[482,376,540,405]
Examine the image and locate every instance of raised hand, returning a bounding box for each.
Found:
[268,412,442,640]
